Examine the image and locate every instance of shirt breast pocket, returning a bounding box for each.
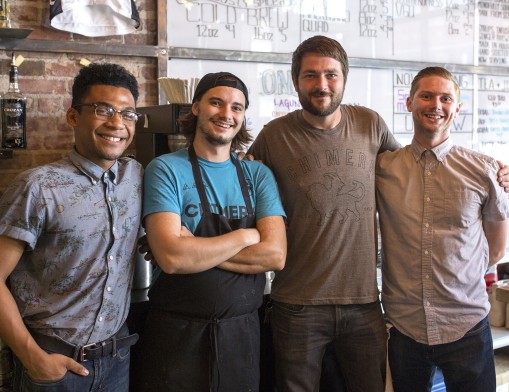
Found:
[444,190,481,228]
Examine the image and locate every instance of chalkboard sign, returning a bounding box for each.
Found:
[168,0,509,66]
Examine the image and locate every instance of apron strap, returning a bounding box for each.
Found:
[188,145,211,213]
[231,154,254,216]
[188,145,254,216]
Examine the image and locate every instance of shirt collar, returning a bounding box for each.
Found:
[69,147,119,184]
[410,137,453,163]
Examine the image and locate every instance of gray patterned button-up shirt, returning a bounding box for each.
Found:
[0,149,143,345]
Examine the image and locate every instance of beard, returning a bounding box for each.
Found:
[193,105,240,147]
[298,89,342,117]
[204,132,231,146]
[197,122,236,146]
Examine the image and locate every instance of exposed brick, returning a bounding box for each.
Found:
[0,171,21,191]
[144,19,157,34]
[0,151,32,169]
[11,6,40,25]
[140,64,157,80]
[37,98,65,114]
[31,151,69,167]
[23,79,67,95]
[18,60,46,77]
[28,27,72,41]
[45,62,82,78]
[43,132,75,151]
[0,0,158,196]
[63,97,73,109]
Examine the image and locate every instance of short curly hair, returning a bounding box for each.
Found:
[71,63,139,107]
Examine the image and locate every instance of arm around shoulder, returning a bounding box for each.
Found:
[496,160,509,193]
[483,219,508,266]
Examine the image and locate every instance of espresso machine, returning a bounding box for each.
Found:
[131,103,192,294]
[128,103,191,391]
[134,103,192,168]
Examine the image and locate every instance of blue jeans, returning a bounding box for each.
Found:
[388,316,495,392]
[12,346,130,392]
[270,301,387,392]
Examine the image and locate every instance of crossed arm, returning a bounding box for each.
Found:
[144,212,286,275]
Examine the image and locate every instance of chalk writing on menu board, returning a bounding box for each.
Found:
[167,58,508,159]
[166,0,509,64]
[167,1,509,159]
[477,74,509,160]
[479,1,509,66]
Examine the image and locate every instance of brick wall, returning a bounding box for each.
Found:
[0,0,159,196]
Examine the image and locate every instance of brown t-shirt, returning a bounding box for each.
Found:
[249,106,399,305]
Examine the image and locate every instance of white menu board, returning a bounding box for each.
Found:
[167,59,509,160]
[478,1,509,66]
[477,74,509,160]
[168,0,509,65]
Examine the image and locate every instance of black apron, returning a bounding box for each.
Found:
[140,147,265,392]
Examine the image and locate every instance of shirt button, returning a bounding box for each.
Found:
[107,286,112,292]
[426,301,430,306]
[426,197,430,202]
[427,171,431,176]
[113,180,117,185]
[426,274,429,279]
[425,223,429,228]
[425,250,429,255]
[108,196,112,201]
[112,227,116,232]
[109,255,113,260]
[99,316,103,322]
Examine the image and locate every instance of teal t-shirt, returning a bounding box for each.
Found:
[143,149,285,232]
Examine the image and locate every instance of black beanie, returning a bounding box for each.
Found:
[192,72,249,109]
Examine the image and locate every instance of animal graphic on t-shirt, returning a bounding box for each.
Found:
[306,172,365,226]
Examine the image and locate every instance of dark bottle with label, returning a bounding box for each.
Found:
[1,53,26,148]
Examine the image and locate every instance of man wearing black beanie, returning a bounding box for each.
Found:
[139,72,287,392]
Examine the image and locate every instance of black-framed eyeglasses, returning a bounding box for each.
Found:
[73,103,142,123]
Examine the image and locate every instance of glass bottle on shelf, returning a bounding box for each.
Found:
[1,53,26,149]
[0,0,11,28]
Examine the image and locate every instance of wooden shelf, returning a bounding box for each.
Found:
[0,27,32,39]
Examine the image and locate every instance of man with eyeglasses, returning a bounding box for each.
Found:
[0,63,142,392]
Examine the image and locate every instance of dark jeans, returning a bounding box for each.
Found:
[12,343,130,392]
[388,316,495,392]
[271,301,387,392]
